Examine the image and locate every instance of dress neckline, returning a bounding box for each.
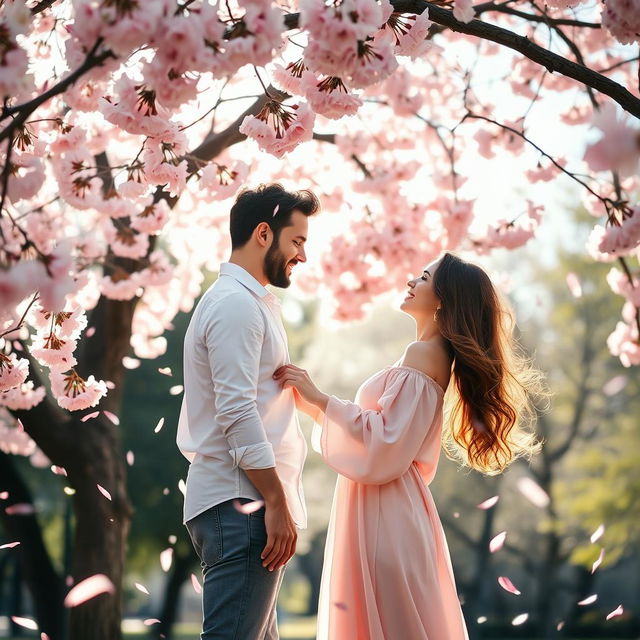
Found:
[384,365,446,396]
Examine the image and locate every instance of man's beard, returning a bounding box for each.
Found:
[264,237,294,288]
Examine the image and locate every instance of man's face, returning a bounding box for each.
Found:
[264,210,309,288]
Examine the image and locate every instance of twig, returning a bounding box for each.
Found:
[459,112,616,211]
[0,292,39,341]
[0,39,115,142]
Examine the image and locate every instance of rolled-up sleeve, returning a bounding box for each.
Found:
[204,292,276,470]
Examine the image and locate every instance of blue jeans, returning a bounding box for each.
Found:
[186,499,285,640]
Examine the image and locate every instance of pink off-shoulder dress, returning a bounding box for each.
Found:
[312,365,469,640]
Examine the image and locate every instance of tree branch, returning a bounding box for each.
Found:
[0,39,115,142]
[29,0,58,14]
[283,1,640,118]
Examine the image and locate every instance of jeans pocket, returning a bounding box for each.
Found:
[186,506,223,568]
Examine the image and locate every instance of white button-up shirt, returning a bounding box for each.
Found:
[177,262,307,527]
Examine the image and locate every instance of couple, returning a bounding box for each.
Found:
[176,184,539,640]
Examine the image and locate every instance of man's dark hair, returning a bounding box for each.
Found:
[229,183,320,250]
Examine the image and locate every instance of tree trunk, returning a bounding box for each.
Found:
[66,419,132,640]
[150,546,195,640]
[465,476,502,639]
[564,564,595,631]
[0,452,64,639]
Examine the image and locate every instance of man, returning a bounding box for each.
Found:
[177,183,320,639]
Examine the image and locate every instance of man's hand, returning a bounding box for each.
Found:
[261,497,298,572]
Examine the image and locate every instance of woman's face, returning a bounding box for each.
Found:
[400,258,442,318]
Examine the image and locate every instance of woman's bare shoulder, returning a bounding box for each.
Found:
[400,340,451,387]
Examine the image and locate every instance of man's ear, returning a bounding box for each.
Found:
[254,222,272,249]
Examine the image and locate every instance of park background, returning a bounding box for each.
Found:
[2,204,639,639]
[1,0,639,638]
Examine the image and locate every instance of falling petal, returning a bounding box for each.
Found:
[103,411,120,425]
[512,613,529,626]
[64,574,115,607]
[0,491,8,499]
[64,487,76,496]
[126,451,135,466]
[490,531,507,553]
[51,465,67,476]
[603,375,627,396]
[144,619,161,626]
[154,418,164,433]
[158,367,172,376]
[66,575,74,587]
[17,419,24,431]
[191,573,202,594]
[122,357,141,369]
[97,485,112,501]
[517,477,550,508]
[606,605,623,620]
[233,499,265,515]
[86,326,96,337]
[163,488,170,495]
[160,548,173,572]
[272,204,280,217]
[169,385,183,396]
[5,503,35,515]
[453,511,460,518]
[566,272,583,298]
[590,524,605,543]
[106,380,115,389]
[178,479,186,495]
[135,583,149,595]
[168,535,177,544]
[477,496,499,510]
[0,542,20,549]
[477,616,487,624]
[557,621,565,630]
[81,411,100,422]
[591,548,605,574]
[578,594,598,606]
[498,576,521,595]
[12,616,38,630]
[41,633,51,640]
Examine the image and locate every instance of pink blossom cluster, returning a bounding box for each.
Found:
[588,207,640,258]
[607,306,640,367]
[197,161,250,201]
[0,0,33,101]
[239,101,315,158]
[272,63,363,120]
[473,202,543,254]
[584,103,640,176]
[0,412,38,457]
[606,267,640,307]
[601,0,640,45]
[49,369,108,411]
[70,0,285,107]
[0,352,29,392]
[300,0,399,88]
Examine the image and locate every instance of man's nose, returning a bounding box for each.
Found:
[297,247,307,263]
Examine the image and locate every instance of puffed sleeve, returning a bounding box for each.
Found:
[312,368,443,485]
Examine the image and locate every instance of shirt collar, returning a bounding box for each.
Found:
[219,262,279,305]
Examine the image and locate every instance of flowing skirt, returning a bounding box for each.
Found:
[316,465,469,640]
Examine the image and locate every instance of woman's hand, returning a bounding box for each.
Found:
[273,364,329,414]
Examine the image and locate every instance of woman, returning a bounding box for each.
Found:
[274,252,543,640]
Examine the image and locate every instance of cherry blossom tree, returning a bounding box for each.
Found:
[0,0,639,637]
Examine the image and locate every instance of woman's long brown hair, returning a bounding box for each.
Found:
[432,253,544,474]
